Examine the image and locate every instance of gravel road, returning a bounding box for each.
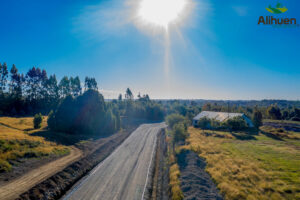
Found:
[63,123,166,200]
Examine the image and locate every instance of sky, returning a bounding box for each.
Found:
[0,0,299,100]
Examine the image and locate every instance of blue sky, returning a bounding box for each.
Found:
[0,0,299,100]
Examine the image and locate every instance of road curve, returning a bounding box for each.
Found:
[63,123,166,200]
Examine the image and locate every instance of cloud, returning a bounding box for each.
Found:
[232,6,248,16]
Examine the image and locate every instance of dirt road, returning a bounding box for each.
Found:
[0,146,82,200]
[63,123,166,200]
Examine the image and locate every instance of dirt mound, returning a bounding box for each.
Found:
[177,150,223,200]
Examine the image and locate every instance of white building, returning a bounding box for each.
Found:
[192,111,254,127]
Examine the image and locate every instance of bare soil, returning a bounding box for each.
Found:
[177,149,223,200]
[0,147,82,200]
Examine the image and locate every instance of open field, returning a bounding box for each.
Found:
[0,117,69,173]
[183,127,300,200]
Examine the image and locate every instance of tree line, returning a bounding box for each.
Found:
[0,62,98,116]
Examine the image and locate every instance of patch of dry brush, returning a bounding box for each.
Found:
[183,127,300,200]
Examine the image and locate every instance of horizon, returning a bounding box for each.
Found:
[1,0,299,100]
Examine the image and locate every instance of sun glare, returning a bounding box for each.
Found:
[137,0,188,29]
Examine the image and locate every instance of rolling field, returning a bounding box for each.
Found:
[0,117,69,172]
[183,126,300,200]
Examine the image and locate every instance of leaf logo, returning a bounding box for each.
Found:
[266,3,288,14]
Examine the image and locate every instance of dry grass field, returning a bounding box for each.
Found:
[0,117,69,172]
[182,127,300,200]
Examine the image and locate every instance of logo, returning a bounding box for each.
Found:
[266,3,288,14]
[258,2,299,28]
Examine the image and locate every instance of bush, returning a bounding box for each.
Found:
[197,117,211,129]
[224,116,248,131]
[173,123,187,142]
[0,159,12,172]
[33,113,43,129]
[166,114,186,128]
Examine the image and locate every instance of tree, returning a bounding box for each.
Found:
[166,114,186,128]
[70,76,81,97]
[125,88,133,100]
[9,64,24,99]
[84,77,98,91]
[173,123,187,142]
[267,105,282,120]
[225,116,247,131]
[0,63,8,93]
[25,67,47,101]
[45,75,59,102]
[197,117,211,129]
[33,113,43,129]
[118,94,122,101]
[253,110,263,129]
[59,76,71,98]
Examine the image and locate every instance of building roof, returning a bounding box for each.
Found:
[193,111,244,122]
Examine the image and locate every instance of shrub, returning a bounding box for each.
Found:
[197,117,211,129]
[33,113,43,129]
[225,116,248,131]
[173,123,187,142]
[166,114,186,128]
[0,159,12,172]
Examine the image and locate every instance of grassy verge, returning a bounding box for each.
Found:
[183,127,300,200]
[0,117,69,172]
[166,131,184,200]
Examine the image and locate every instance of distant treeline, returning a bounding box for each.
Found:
[161,100,300,122]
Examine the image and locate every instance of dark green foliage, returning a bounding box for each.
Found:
[253,110,263,129]
[48,89,119,135]
[84,77,98,91]
[125,88,133,100]
[267,104,282,120]
[173,123,187,142]
[0,63,8,93]
[224,116,248,131]
[33,113,43,129]
[166,114,186,128]
[197,117,211,129]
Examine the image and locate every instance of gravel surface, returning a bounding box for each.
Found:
[62,123,166,200]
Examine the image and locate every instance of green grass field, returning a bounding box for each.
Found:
[0,117,69,172]
[184,126,300,200]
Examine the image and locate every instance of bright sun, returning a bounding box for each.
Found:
[137,0,188,29]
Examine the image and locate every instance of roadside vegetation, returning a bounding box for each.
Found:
[0,117,69,172]
[166,114,189,200]
[183,127,300,200]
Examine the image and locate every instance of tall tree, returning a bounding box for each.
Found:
[10,64,25,98]
[45,74,59,103]
[0,63,8,93]
[118,94,122,101]
[253,110,263,129]
[25,67,48,100]
[59,76,71,98]
[125,88,133,100]
[84,77,98,91]
[70,76,82,97]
